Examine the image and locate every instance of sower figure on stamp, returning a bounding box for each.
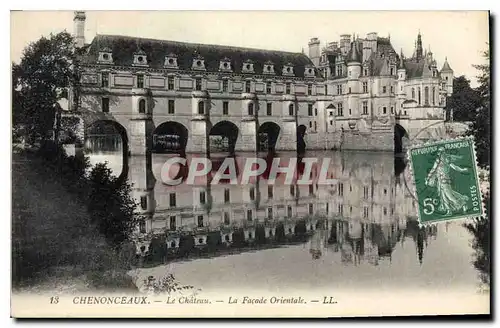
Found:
[425,147,469,216]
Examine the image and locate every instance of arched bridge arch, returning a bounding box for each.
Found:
[258,122,281,152]
[153,121,189,155]
[394,123,409,154]
[209,120,239,155]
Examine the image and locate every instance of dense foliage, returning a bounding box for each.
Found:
[445,76,481,122]
[12,31,77,143]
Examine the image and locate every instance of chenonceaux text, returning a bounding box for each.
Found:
[72,296,148,305]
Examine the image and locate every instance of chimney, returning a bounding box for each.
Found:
[308,37,321,67]
[74,11,86,48]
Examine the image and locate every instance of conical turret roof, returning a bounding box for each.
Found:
[441,57,453,72]
[347,41,361,63]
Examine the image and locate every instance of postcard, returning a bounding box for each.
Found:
[11,10,490,318]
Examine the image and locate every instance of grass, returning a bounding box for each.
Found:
[12,151,138,293]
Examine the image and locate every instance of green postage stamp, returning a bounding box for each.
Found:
[408,136,484,225]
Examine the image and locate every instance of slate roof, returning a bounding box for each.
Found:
[441,58,453,72]
[81,34,319,78]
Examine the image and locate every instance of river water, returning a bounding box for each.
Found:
[85,141,489,308]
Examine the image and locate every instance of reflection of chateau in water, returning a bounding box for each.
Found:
[124,150,438,266]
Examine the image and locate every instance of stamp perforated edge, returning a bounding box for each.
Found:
[405,135,488,228]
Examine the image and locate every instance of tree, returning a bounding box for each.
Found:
[87,163,142,248]
[12,31,77,143]
[445,76,481,122]
[467,48,490,168]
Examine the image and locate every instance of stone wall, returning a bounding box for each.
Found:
[340,131,393,152]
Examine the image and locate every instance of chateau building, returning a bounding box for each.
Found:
[72,11,453,154]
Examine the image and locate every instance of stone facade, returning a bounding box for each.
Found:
[71,12,454,154]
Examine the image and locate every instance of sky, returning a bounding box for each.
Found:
[10,11,489,86]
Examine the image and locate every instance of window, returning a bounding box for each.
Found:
[286,83,291,94]
[424,86,429,105]
[362,101,368,115]
[309,121,313,128]
[200,191,206,204]
[329,111,333,116]
[418,87,421,104]
[102,97,109,113]
[363,186,369,199]
[432,87,436,105]
[223,212,230,225]
[101,73,109,87]
[390,86,394,94]
[364,68,368,76]
[338,204,343,215]
[309,184,314,195]
[137,74,144,88]
[168,100,175,114]
[198,101,205,114]
[222,79,228,92]
[315,108,318,116]
[267,207,273,219]
[308,84,312,95]
[287,205,292,218]
[390,67,394,75]
[138,99,146,114]
[308,104,313,116]
[349,87,352,94]
[338,183,344,196]
[336,65,342,76]
[363,207,369,219]
[337,102,343,116]
[288,104,294,116]
[267,103,272,116]
[268,186,273,199]
[308,204,314,215]
[195,78,202,91]
[139,220,146,233]
[382,86,387,93]
[412,88,415,99]
[391,107,394,114]
[169,216,176,230]
[290,185,295,196]
[169,193,176,207]
[223,101,229,115]
[249,187,255,201]
[337,85,342,95]
[167,76,174,90]
[248,103,254,116]
[247,210,253,221]
[245,80,251,93]
[140,196,147,210]
[266,82,272,94]
[383,207,387,216]
[330,120,333,126]
[362,82,368,93]
[224,188,230,203]
[349,108,352,116]
[383,106,387,114]
[326,203,329,215]
[197,215,204,228]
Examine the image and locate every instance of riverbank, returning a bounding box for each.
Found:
[12,150,138,293]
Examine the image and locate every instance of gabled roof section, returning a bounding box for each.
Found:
[81,34,318,77]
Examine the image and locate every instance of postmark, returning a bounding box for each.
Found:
[407,136,484,225]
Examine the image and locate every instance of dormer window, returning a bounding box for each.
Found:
[164,53,178,69]
[282,63,295,76]
[192,55,206,71]
[304,65,315,78]
[219,57,232,72]
[133,50,148,67]
[263,61,275,75]
[98,47,113,64]
[242,60,255,74]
